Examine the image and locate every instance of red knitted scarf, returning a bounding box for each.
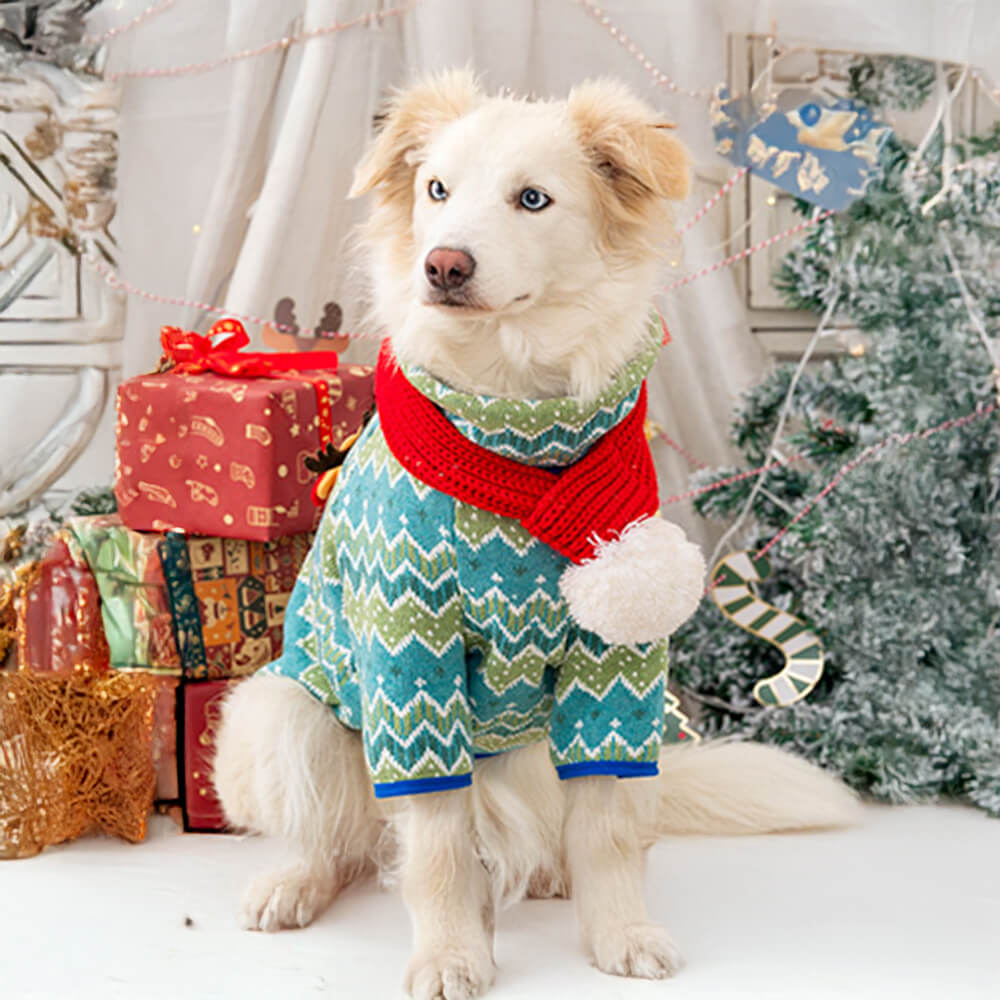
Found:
[375,341,659,563]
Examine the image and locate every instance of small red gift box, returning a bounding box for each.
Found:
[18,532,110,677]
[114,319,374,541]
[182,678,242,831]
[152,678,180,802]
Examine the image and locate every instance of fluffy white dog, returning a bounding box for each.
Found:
[214,70,859,1000]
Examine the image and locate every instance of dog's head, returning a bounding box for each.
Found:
[350,70,689,400]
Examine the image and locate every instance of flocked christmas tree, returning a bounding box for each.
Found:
[670,57,1000,815]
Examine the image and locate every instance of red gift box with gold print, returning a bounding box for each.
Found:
[182,678,241,831]
[114,320,374,541]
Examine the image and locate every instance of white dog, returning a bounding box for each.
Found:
[213,71,858,1000]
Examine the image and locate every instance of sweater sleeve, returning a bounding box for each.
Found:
[360,634,474,799]
[345,423,474,798]
[549,631,668,780]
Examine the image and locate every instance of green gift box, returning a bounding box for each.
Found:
[67,515,181,675]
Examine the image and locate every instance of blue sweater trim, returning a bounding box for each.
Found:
[373,773,473,799]
[556,761,660,781]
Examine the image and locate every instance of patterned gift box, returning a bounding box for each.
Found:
[114,319,373,541]
[182,678,241,832]
[17,532,110,677]
[159,531,312,680]
[65,515,181,675]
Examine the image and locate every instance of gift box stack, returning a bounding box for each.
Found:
[5,320,374,851]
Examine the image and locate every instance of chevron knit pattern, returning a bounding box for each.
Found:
[262,329,697,797]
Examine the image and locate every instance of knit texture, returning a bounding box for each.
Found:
[377,340,660,563]
[262,331,697,797]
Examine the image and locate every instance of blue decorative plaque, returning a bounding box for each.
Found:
[712,85,891,211]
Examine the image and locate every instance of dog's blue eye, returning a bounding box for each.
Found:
[428,179,448,201]
[519,188,551,212]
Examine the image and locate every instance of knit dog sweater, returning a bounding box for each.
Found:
[263,330,696,798]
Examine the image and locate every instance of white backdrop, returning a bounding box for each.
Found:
[9,0,999,544]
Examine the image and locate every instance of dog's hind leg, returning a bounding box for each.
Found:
[213,673,382,931]
[398,789,496,1000]
[564,775,683,980]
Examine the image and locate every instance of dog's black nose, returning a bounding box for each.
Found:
[425,247,476,290]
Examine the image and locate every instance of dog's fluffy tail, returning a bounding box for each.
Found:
[637,740,862,840]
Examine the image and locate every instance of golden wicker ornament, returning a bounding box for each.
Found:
[0,673,160,859]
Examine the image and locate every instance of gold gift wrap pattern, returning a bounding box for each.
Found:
[115,361,374,541]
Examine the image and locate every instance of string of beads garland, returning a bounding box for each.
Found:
[646,421,708,470]
[82,0,177,46]
[677,166,750,236]
[84,204,829,347]
[83,254,381,343]
[103,1,421,81]
[693,399,999,598]
[90,0,767,111]
[661,400,996,522]
[754,401,998,560]
[573,0,715,99]
[661,210,835,294]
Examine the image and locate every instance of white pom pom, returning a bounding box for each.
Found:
[559,517,706,645]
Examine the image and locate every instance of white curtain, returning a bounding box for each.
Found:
[78,0,1000,543]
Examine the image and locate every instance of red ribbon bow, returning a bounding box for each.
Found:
[158,318,340,451]
[159,318,340,377]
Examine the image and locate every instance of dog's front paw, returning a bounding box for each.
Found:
[404,948,496,1000]
[590,923,684,980]
[240,863,337,932]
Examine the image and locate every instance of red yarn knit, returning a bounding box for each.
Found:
[376,341,659,563]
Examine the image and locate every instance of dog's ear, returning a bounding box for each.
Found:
[568,79,691,209]
[349,69,481,198]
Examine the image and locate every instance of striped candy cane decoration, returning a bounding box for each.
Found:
[709,551,824,707]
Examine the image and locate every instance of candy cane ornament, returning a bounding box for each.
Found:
[709,550,824,707]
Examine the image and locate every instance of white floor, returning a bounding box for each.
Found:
[1,804,997,1000]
